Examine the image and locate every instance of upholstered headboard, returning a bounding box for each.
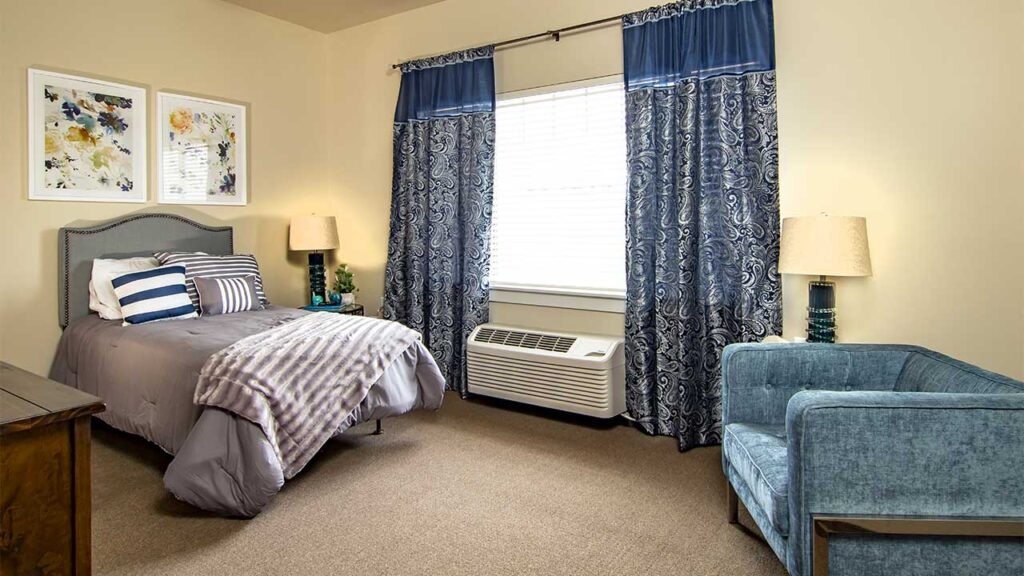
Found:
[58,213,233,328]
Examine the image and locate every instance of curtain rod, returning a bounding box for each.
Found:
[390,13,625,70]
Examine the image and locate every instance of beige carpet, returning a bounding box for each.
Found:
[92,393,786,575]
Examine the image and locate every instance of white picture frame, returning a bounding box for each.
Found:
[157,92,247,206]
[28,69,147,203]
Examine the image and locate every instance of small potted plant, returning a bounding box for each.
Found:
[332,263,358,306]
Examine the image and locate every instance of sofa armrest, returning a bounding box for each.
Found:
[721,343,918,426]
[785,390,1024,575]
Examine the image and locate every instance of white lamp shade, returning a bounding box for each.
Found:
[289,215,339,251]
[779,215,872,277]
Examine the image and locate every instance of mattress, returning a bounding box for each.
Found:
[52,307,307,452]
[49,306,445,516]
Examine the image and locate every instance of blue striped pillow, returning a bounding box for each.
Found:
[111,265,198,325]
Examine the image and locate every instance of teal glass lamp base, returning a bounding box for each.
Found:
[307,251,326,306]
[807,276,836,343]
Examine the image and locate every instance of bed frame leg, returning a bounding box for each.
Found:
[373,419,383,435]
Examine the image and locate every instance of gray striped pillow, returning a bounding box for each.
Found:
[154,252,268,309]
[194,276,260,316]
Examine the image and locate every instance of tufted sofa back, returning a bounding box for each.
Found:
[894,350,1024,394]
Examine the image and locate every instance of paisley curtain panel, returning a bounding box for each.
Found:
[622,0,783,450]
[383,47,496,396]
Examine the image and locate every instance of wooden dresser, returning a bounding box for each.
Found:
[0,362,104,576]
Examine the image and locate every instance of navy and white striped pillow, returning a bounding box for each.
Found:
[194,276,260,316]
[111,265,198,325]
[154,252,268,309]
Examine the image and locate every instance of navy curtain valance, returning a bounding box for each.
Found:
[394,46,496,123]
[623,0,775,91]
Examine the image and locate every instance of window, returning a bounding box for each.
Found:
[491,78,627,299]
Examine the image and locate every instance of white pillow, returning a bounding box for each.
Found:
[89,257,159,320]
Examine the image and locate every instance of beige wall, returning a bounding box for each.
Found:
[0,0,332,374]
[776,0,1023,378]
[3,0,1022,378]
[325,0,1023,378]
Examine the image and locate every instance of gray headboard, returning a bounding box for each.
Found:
[59,213,233,328]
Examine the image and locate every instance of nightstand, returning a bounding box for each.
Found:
[1,362,105,575]
[300,303,364,316]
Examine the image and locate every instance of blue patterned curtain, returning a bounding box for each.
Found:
[384,47,496,396]
[622,0,782,450]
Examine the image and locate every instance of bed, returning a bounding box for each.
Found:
[49,213,445,517]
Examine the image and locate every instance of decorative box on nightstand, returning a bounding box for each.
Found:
[300,303,364,316]
[761,335,807,344]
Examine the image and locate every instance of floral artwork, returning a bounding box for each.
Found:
[44,86,134,191]
[158,93,247,205]
[28,70,146,202]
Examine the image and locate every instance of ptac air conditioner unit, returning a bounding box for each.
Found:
[466,324,625,418]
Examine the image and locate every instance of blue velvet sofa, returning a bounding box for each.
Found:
[720,343,1024,576]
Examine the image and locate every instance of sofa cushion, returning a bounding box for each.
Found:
[723,423,789,535]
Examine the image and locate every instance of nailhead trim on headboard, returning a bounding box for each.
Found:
[60,213,234,328]
[62,232,70,328]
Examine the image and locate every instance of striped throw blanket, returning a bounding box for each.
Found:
[194,313,421,478]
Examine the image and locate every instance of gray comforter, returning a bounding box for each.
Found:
[50,307,445,516]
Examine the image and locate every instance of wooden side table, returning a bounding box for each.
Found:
[300,303,365,316]
[0,362,105,576]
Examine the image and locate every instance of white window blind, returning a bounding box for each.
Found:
[491,79,627,297]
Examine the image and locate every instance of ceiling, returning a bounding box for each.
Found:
[222,0,446,33]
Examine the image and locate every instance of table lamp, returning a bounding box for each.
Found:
[779,215,871,343]
[289,215,339,306]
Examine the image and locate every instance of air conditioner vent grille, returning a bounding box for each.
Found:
[474,327,576,353]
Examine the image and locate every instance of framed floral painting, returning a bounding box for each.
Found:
[157,92,247,206]
[28,69,147,202]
